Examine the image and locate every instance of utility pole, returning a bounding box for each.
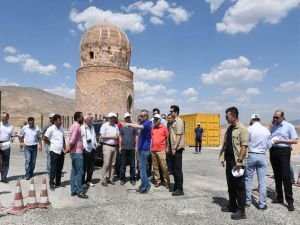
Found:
[0,90,1,114]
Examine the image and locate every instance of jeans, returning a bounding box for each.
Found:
[245,153,267,208]
[195,138,202,153]
[82,149,95,184]
[50,151,65,186]
[120,149,136,181]
[44,143,51,175]
[225,158,246,211]
[139,149,151,192]
[270,147,293,204]
[1,148,10,180]
[70,153,83,194]
[172,148,184,191]
[24,145,38,178]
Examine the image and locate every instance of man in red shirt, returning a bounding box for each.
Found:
[151,114,170,188]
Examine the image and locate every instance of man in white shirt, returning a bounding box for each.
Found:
[0,112,14,183]
[100,112,119,186]
[43,114,65,190]
[81,114,97,187]
[18,117,42,180]
[245,114,272,210]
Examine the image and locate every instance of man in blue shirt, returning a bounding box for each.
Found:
[125,109,152,194]
[194,123,204,154]
[270,110,298,211]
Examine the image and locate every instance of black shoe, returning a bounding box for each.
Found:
[172,189,184,196]
[258,205,268,210]
[221,206,237,213]
[25,176,30,180]
[130,180,136,185]
[288,204,295,211]
[272,199,283,204]
[231,210,246,220]
[120,180,125,185]
[245,203,251,208]
[1,178,8,183]
[78,192,88,199]
[71,192,77,196]
[50,185,55,191]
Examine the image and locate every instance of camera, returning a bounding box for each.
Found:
[87,139,92,143]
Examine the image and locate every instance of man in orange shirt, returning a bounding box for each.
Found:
[151,114,170,188]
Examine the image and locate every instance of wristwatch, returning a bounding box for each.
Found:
[237,158,243,163]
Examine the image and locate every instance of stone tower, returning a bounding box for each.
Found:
[76,23,133,119]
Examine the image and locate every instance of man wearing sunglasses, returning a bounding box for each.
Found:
[269,110,298,211]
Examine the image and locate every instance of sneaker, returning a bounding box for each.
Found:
[172,189,184,196]
[108,180,115,185]
[221,206,237,213]
[71,192,77,196]
[87,182,95,187]
[154,183,160,188]
[231,210,246,220]
[130,180,136,185]
[1,178,8,183]
[272,199,283,204]
[50,185,55,191]
[77,192,88,199]
[288,204,295,211]
[82,184,88,188]
[101,181,108,187]
[245,203,251,208]
[258,205,268,210]
[120,180,125,185]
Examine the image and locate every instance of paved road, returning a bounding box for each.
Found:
[0,143,300,224]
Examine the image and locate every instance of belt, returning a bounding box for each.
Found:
[102,143,117,147]
[249,152,265,155]
[0,140,9,143]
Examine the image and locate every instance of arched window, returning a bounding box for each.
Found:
[127,95,133,113]
[89,51,94,59]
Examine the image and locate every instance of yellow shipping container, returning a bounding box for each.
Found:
[181,113,220,147]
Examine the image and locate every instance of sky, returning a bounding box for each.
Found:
[0,0,300,124]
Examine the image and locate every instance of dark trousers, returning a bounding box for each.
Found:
[270,147,293,204]
[49,151,65,186]
[120,149,136,181]
[172,148,184,191]
[0,148,10,180]
[115,144,121,177]
[225,159,246,211]
[195,138,202,152]
[166,153,173,174]
[82,149,95,184]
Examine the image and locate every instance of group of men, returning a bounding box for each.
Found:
[220,107,298,220]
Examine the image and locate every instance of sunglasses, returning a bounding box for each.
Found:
[273,116,280,119]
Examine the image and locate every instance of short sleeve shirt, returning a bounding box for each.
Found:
[120,126,137,150]
[18,125,42,145]
[45,125,65,154]
[151,124,169,151]
[195,127,204,139]
[0,122,14,150]
[169,117,185,149]
[138,120,152,150]
[271,121,298,148]
[100,122,119,145]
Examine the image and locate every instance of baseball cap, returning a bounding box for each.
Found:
[107,112,117,118]
[49,113,55,118]
[123,112,131,118]
[251,114,260,120]
[197,122,200,125]
[153,114,161,119]
[231,166,244,177]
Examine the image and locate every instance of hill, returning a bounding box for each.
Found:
[0,86,75,128]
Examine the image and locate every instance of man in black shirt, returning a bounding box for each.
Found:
[194,123,204,153]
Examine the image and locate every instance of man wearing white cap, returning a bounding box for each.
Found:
[42,113,55,176]
[100,112,119,186]
[119,113,138,185]
[245,114,272,210]
[194,122,204,154]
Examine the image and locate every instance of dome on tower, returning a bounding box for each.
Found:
[80,23,131,69]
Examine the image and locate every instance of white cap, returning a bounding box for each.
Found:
[197,122,200,125]
[107,112,117,118]
[49,113,55,118]
[123,112,131,118]
[251,113,260,120]
[153,114,161,119]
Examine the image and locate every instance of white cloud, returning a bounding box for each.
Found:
[187,96,198,103]
[69,7,145,33]
[3,46,17,54]
[199,100,224,112]
[205,0,225,13]
[150,16,164,25]
[134,81,167,95]
[69,29,77,37]
[182,87,198,97]
[165,88,178,96]
[44,85,75,99]
[275,81,300,92]
[245,88,261,95]
[131,66,174,81]
[63,62,72,69]
[222,87,241,96]
[288,96,300,104]
[216,0,300,34]
[4,52,56,75]
[0,80,20,86]
[201,56,267,85]
[125,0,191,25]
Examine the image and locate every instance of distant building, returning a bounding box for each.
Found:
[76,23,134,119]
